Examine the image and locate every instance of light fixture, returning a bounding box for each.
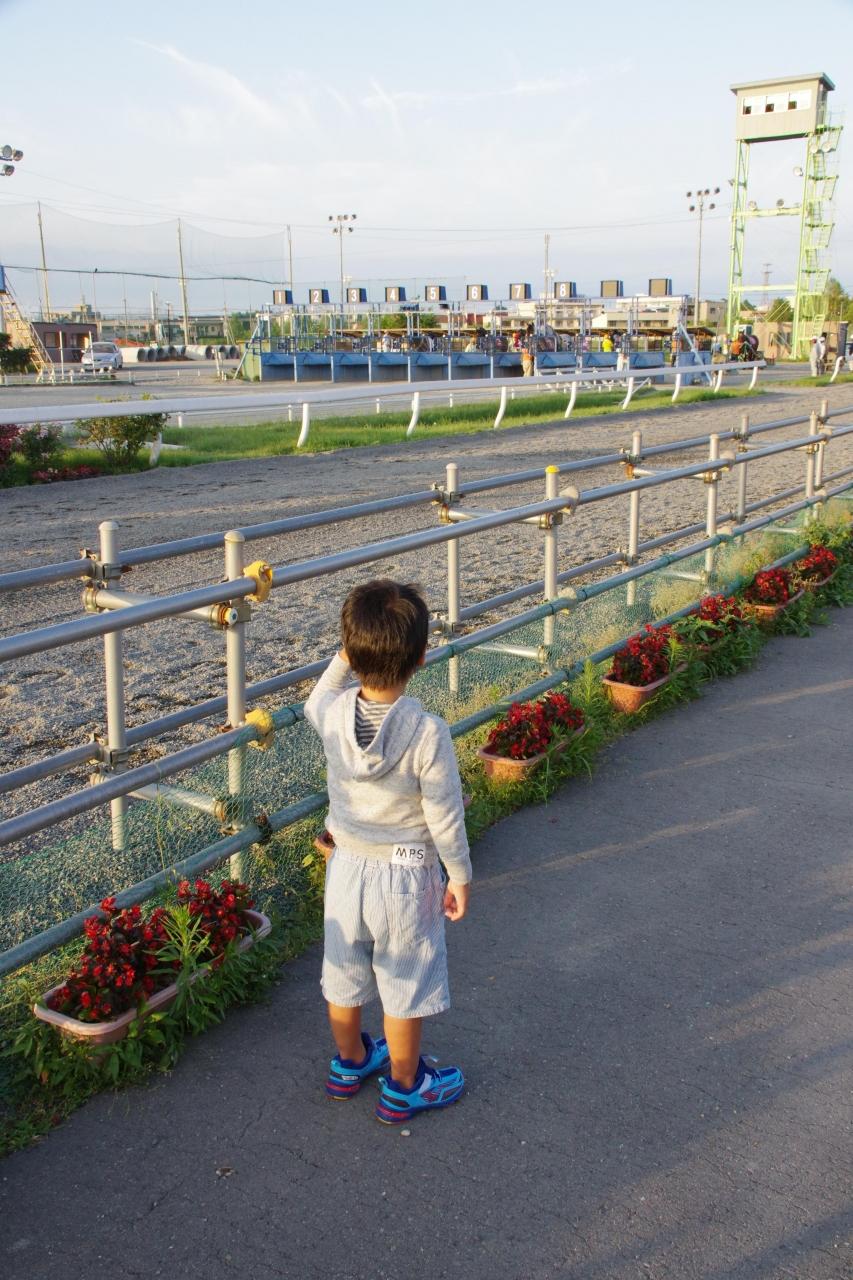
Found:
[793,166,804,177]
[748,200,758,211]
[776,198,785,208]
[1,164,14,177]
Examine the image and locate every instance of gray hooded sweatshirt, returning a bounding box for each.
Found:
[304,656,472,884]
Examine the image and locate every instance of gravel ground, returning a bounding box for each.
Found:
[1,383,851,823]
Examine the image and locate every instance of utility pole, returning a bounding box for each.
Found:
[176,218,191,346]
[36,202,52,321]
[287,224,294,293]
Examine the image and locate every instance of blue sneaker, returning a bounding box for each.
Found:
[375,1058,465,1124]
[326,1033,390,1099]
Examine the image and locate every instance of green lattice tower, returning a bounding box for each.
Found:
[726,74,843,358]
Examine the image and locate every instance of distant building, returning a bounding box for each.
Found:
[32,320,97,364]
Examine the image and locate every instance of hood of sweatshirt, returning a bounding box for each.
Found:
[337,688,425,780]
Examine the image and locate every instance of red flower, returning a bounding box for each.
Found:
[608,624,675,687]
[485,693,584,760]
[744,568,793,605]
[796,545,837,583]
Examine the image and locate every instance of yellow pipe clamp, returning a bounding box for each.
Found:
[245,707,275,751]
[245,560,273,603]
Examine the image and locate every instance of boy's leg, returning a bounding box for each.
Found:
[383,1014,422,1089]
[327,1002,365,1064]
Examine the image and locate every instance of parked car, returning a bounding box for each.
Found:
[81,341,123,373]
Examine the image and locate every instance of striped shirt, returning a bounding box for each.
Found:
[355,695,391,748]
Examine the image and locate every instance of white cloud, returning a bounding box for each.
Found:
[138,41,297,130]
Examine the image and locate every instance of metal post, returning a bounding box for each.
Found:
[626,430,642,608]
[494,384,508,429]
[543,466,559,648]
[564,379,578,418]
[735,412,749,523]
[804,409,819,522]
[446,462,461,696]
[225,531,247,880]
[297,402,310,448]
[704,434,720,587]
[406,391,420,438]
[815,398,829,508]
[99,521,128,852]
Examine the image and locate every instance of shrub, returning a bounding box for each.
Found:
[76,399,168,468]
[0,333,33,374]
[16,423,62,467]
[743,567,793,605]
[484,692,585,760]
[676,594,746,645]
[608,624,675,687]
[0,425,19,477]
[795,544,838,583]
[44,879,255,1023]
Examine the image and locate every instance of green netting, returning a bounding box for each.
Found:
[1,495,850,960]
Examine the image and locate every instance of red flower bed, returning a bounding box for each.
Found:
[32,464,101,484]
[46,879,254,1022]
[743,568,793,606]
[608,624,674,687]
[694,594,746,635]
[796,545,838,583]
[484,692,584,760]
[0,425,19,468]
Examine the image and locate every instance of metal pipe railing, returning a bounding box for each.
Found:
[1,409,850,832]
[1,474,850,972]
[2,399,847,599]
[3,416,849,796]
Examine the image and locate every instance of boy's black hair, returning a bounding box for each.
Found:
[341,580,429,689]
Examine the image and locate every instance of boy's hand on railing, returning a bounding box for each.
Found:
[444,881,470,922]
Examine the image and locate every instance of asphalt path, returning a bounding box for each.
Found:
[2,610,851,1280]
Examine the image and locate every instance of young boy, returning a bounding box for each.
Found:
[304,579,472,1125]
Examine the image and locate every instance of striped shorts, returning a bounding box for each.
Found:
[322,848,450,1019]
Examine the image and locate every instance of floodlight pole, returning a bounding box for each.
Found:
[687,187,719,328]
[329,213,356,311]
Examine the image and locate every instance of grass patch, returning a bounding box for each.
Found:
[159,386,760,468]
[778,371,853,388]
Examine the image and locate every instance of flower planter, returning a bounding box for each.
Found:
[34,909,271,1046]
[477,731,580,784]
[801,569,837,592]
[602,664,687,714]
[746,589,805,629]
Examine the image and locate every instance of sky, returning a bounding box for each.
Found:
[0,0,851,314]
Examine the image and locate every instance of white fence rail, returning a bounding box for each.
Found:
[0,361,764,446]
